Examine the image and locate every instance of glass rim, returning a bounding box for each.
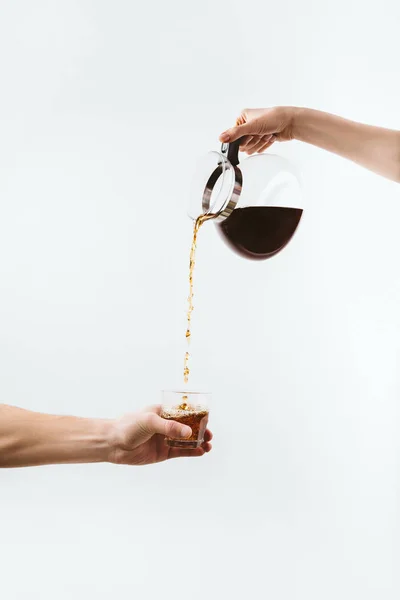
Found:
[161,389,211,396]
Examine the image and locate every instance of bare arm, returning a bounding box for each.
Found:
[220,107,400,183]
[0,404,111,467]
[0,404,212,468]
[294,108,400,182]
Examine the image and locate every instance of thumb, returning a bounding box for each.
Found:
[141,412,192,439]
[219,121,253,144]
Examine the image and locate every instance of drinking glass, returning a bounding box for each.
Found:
[161,390,210,449]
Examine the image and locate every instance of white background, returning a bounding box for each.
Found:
[0,1,399,598]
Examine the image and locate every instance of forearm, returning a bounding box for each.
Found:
[293,108,400,182]
[0,404,112,467]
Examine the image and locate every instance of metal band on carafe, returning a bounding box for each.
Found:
[201,140,243,223]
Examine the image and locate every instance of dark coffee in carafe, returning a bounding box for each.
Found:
[192,138,303,260]
[218,205,303,260]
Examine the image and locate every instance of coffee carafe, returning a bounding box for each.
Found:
[188,138,303,260]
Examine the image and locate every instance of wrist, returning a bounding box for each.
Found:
[291,107,311,141]
[102,417,131,465]
[90,418,115,463]
[66,417,115,464]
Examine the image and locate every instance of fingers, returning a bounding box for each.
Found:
[203,428,213,442]
[203,441,212,452]
[169,448,204,458]
[239,134,276,155]
[220,110,270,143]
[140,412,192,440]
[220,107,284,144]
[220,126,276,153]
[168,440,212,459]
[246,135,275,155]
[168,430,213,459]
[141,410,212,444]
[219,121,254,143]
[256,138,276,154]
[240,135,256,151]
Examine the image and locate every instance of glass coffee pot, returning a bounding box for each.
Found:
[188,138,303,260]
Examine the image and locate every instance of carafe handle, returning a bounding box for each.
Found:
[221,137,243,167]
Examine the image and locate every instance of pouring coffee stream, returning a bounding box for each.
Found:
[182,212,213,390]
[182,137,304,391]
